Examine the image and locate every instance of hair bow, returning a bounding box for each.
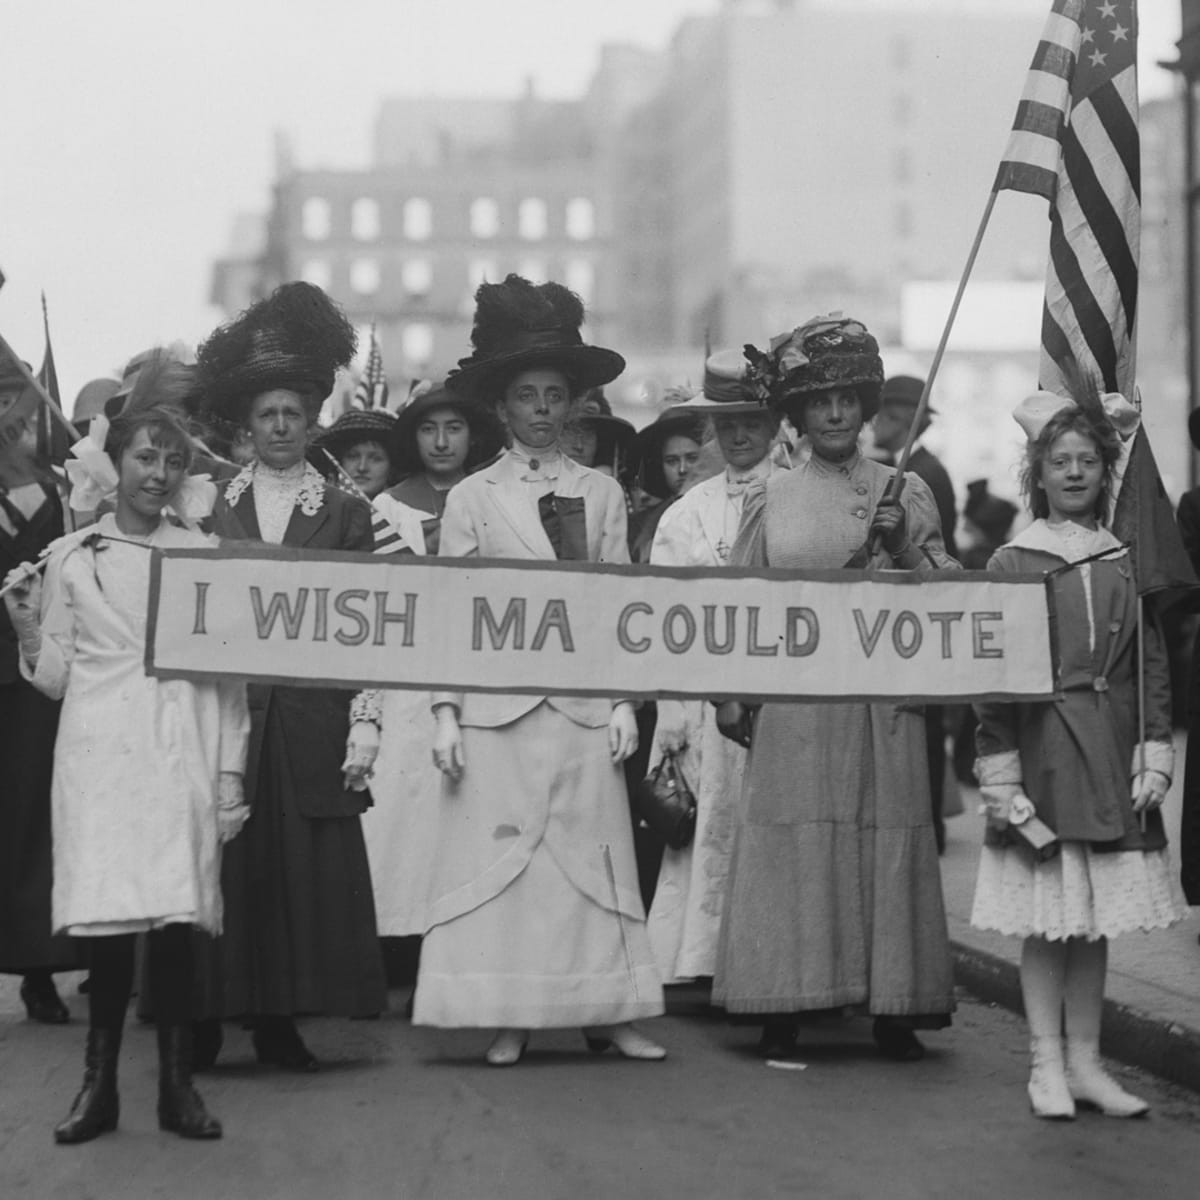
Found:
[65,414,119,512]
[1013,391,1141,443]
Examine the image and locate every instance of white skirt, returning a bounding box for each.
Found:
[971,843,1186,942]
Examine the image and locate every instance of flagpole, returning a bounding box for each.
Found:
[0,330,79,441]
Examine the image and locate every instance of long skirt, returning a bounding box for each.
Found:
[198,708,385,1018]
[646,701,743,982]
[0,679,79,973]
[971,842,1186,941]
[413,705,664,1029]
[713,699,955,1023]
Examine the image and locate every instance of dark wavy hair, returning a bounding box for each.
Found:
[1021,406,1120,523]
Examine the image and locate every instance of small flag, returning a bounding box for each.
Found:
[994,0,1139,399]
[36,293,73,467]
[354,321,389,412]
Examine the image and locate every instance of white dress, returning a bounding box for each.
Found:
[24,514,249,936]
[643,459,779,981]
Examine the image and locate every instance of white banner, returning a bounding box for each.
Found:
[146,548,1056,702]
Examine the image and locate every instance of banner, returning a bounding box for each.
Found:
[147,548,1056,703]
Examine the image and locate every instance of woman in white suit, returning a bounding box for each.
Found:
[413,275,665,1065]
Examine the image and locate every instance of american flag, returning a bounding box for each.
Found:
[994,0,1138,399]
[354,320,389,412]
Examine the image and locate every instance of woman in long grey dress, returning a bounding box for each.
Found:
[712,315,957,1061]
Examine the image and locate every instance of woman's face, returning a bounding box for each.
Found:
[499,368,571,450]
[1039,428,1104,526]
[339,439,391,499]
[415,406,471,481]
[116,428,187,527]
[561,420,599,467]
[801,387,863,463]
[247,388,314,470]
[713,413,777,473]
[661,434,702,496]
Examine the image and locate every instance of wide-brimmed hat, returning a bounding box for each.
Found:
[629,407,709,498]
[668,349,772,417]
[312,408,397,465]
[196,282,357,424]
[745,314,885,420]
[565,388,636,466]
[446,274,624,401]
[390,381,506,477]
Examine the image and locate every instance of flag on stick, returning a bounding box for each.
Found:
[354,321,388,412]
[36,293,73,467]
[994,0,1139,399]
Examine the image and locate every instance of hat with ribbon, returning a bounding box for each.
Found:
[446,274,624,401]
[668,349,770,417]
[744,313,885,419]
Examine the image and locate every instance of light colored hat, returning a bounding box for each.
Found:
[669,349,769,417]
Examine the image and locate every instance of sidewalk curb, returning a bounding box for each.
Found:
[952,940,1200,1095]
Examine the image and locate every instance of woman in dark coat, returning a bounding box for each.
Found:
[192,282,386,1070]
[0,467,78,1022]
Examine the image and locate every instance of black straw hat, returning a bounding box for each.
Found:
[446,274,624,401]
[390,382,505,477]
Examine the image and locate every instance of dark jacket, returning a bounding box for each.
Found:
[212,477,374,819]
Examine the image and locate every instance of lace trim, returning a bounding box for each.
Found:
[223,462,326,516]
[351,689,383,727]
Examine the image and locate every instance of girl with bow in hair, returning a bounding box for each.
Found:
[972,389,1186,1120]
[3,360,249,1144]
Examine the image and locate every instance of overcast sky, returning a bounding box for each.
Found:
[0,0,1183,402]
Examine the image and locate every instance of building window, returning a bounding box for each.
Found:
[350,257,381,295]
[401,258,433,298]
[518,198,547,241]
[565,258,594,304]
[893,147,911,185]
[470,197,500,238]
[519,258,547,284]
[403,198,433,240]
[301,197,331,241]
[565,197,594,241]
[299,258,332,290]
[401,323,433,365]
[351,198,380,241]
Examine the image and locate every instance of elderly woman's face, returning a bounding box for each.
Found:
[247,389,314,470]
[801,387,862,464]
[339,438,391,499]
[714,413,777,473]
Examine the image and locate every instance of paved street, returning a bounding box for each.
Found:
[2,980,1199,1200]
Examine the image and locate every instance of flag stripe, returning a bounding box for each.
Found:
[1060,120,1137,329]
[1087,73,1141,201]
[994,160,1058,198]
[1046,207,1120,390]
[1012,98,1066,140]
[1017,69,1073,110]
[1038,304,1077,391]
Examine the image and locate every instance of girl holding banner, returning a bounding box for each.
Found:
[418,274,665,1065]
[972,392,1186,1120]
[3,366,248,1144]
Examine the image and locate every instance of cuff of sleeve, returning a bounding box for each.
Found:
[1132,740,1174,781]
[350,689,383,726]
[975,750,1023,787]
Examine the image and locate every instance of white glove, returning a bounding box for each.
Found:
[978,784,1034,831]
[653,701,689,755]
[1131,769,1170,814]
[342,721,381,791]
[2,562,43,661]
[216,772,249,844]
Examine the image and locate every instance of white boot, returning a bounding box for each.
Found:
[1065,1039,1149,1117]
[1028,1036,1076,1120]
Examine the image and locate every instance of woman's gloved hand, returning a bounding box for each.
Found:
[978,783,1034,831]
[1131,769,1170,814]
[608,701,639,764]
[342,721,381,791]
[432,704,465,782]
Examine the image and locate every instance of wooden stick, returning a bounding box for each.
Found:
[0,555,49,600]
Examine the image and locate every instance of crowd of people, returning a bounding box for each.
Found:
[0,274,1195,1144]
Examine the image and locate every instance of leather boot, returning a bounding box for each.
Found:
[1028,1036,1076,1120]
[157,1024,222,1139]
[54,1027,121,1145]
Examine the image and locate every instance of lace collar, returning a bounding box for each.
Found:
[224,460,326,516]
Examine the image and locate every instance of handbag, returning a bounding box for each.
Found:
[633,752,697,850]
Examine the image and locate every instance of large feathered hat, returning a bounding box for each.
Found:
[446,274,624,401]
[744,314,884,420]
[196,282,357,423]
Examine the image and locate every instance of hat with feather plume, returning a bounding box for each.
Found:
[195,282,357,424]
[446,273,624,400]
